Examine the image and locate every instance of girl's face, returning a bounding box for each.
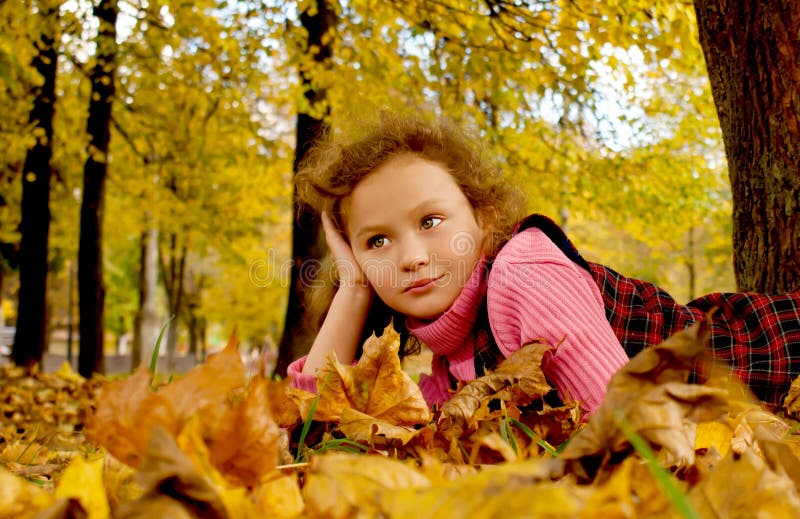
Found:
[343,154,486,320]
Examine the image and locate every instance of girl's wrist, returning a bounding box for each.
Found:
[336,284,373,304]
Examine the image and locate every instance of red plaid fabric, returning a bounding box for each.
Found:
[477,214,800,406]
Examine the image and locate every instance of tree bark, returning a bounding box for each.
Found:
[159,231,186,372]
[78,0,117,377]
[12,2,59,367]
[275,0,336,375]
[694,0,800,293]
[132,226,159,368]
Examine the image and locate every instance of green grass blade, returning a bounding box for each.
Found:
[784,420,800,439]
[295,392,321,463]
[313,438,370,455]
[15,425,40,463]
[614,411,701,519]
[507,417,559,457]
[500,417,519,455]
[150,315,174,375]
[295,374,331,463]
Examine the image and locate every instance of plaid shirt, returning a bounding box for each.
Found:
[475,214,800,405]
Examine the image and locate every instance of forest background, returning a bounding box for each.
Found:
[0,0,782,376]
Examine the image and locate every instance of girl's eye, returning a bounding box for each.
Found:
[421,216,443,230]
[367,235,387,249]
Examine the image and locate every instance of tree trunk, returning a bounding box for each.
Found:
[694,1,800,293]
[12,2,59,367]
[275,0,336,375]
[183,272,204,359]
[159,232,185,372]
[132,227,159,368]
[78,0,117,377]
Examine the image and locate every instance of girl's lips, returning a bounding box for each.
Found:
[404,276,442,293]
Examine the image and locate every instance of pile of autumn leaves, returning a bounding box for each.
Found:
[5,322,800,518]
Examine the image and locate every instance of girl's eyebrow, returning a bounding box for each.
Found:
[353,224,386,241]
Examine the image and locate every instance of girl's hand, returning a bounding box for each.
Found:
[321,211,370,290]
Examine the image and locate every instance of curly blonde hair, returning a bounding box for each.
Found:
[296,112,527,355]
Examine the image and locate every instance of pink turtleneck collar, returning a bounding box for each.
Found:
[405,257,489,381]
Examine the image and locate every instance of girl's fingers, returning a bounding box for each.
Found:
[322,212,355,261]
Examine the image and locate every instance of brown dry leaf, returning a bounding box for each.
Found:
[438,342,554,438]
[728,407,792,456]
[85,367,176,468]
[338,407,423,447]
[689,447,800,517]
[267,380,302,429]
[560,322,729,473]
[285,386,318,423]
[784,375,800,416]
[87,333,250,471]
[115,426,227,519]
[755,425,800,490]
[157,332,247,426]
[204,375,282,487]
[376,459,580,519]
[313,325,431,425]
[302,451,430,519]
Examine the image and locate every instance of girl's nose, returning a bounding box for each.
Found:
[400,238,430,271]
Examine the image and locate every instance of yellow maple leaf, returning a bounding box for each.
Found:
[54,455,110,519]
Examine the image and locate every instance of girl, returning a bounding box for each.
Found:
[288,113,800,415]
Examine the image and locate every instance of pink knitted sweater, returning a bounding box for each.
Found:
[288,227,630,414]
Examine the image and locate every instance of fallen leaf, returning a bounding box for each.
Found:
[579,456,675,518]
[0,467,54,518]
[689,447,800,517]
[376,459,578,519]
[338,407,423,446]
[53,456,110,519]
[114,426,227,519]
[251,474,304,519]
[694,421,732,458]
[438,342,556,438]
[303,451,430,519]
[157,333,247,427]
[205,375,282,487]
[313,325,431,425]
[784,375,800,416]
[85,367,176,468]
[560,322,729,475]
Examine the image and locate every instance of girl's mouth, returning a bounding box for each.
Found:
[404,276,442,293]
